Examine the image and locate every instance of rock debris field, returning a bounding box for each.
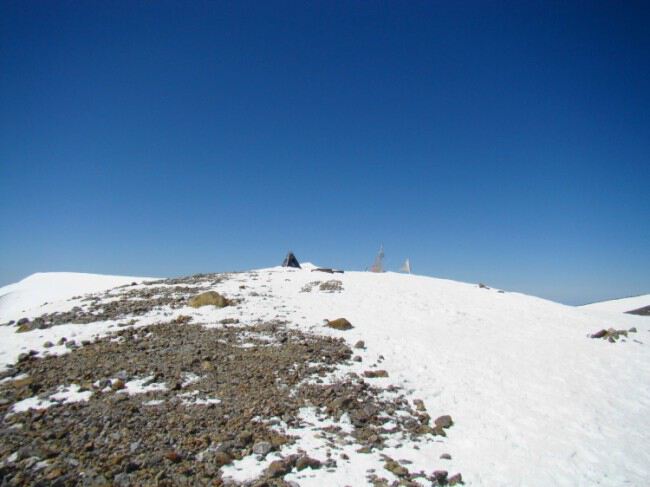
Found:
[0,271,461,487]
[2,267,649,486]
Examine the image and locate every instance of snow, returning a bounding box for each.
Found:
[117,376,168,395]
[580,294,649,314]
[0,272,155,322]
[1,268,649,486]
[50,384,92,403]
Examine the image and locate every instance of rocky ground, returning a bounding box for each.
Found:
[0,273,461,487]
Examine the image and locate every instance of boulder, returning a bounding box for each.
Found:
[434,415,453,429]
[326,318,353,330]
[188,291,229,308]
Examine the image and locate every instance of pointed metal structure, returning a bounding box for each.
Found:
[369,245,385,273]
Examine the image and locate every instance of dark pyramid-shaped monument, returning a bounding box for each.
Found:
[282,251,301,269]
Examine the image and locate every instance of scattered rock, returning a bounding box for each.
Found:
[319,280,343,293]
[413,399,426,412]
[295,455,321,470]
[432,470,448,483]
[384,459,409,477]
[188,291,229,308]
[213,451,232,467]
[591,328,629,342]
[354,340,365,349]
[434,415,454,429]
[172,315,193,324]
[165,451,183,463]
[440,453,452,460]
[448,472,463,485]
[252,441,272,456]
[364,370,389,378]
[326,318,353,330]
[219,318,239,325]
[43,341,54,348]
[267,459,292,477]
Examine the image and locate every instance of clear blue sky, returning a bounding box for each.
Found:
[1,1,648,304]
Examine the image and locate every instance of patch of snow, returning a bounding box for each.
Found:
[0,272,155,322]
[118,376,167,395]
[10,396,54,413]
[50,384,92,404]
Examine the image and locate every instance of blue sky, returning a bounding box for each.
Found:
[1,1,648,304]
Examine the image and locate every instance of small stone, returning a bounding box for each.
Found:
[113,472,130,487]
[448,473,463,485]
[384,459,409,477]
[440,453,452,460]
[112,379,126,391]
[629,327,637,333]
[363,370,389,378]
[295,455,321,471]
[165,451,183,463]
[434,415,453,429]
[326,318,353,330]
[354,340,365,349]
[252,441,272,456]
[591,329,607,339]
[43,341,54,348]
[213,451,232,466]
[353,355,362,362]
[267,459,291,477]
[414,399,426,411]
[432,470,448,483]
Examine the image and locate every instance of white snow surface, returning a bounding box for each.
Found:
[1,268,649,486]
[580,293,650,314]
[0,272,154,321]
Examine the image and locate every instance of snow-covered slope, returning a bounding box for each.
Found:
[0,272,154,322]
[1,268,649,486]
[580,293,650,314]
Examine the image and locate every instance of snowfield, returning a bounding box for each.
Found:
[580,294,650,314]
[1,267,649,486]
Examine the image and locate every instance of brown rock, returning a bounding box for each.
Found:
[188,291,229,308]
[165,451,183,463]
[326,318,353,330]
[267,459,291,477]
[448,473,463,485]
[434,415,453,429]
[295,455,321,471]
[363,370,389,378]
[213,451,232,467]
[112,379,126,391]
[432,470,448,483]
[384,459,409,477]
[591,329,607,339]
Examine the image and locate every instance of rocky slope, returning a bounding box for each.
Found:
[0,267,649,486]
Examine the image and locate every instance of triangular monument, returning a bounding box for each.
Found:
[282,251,301,269]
